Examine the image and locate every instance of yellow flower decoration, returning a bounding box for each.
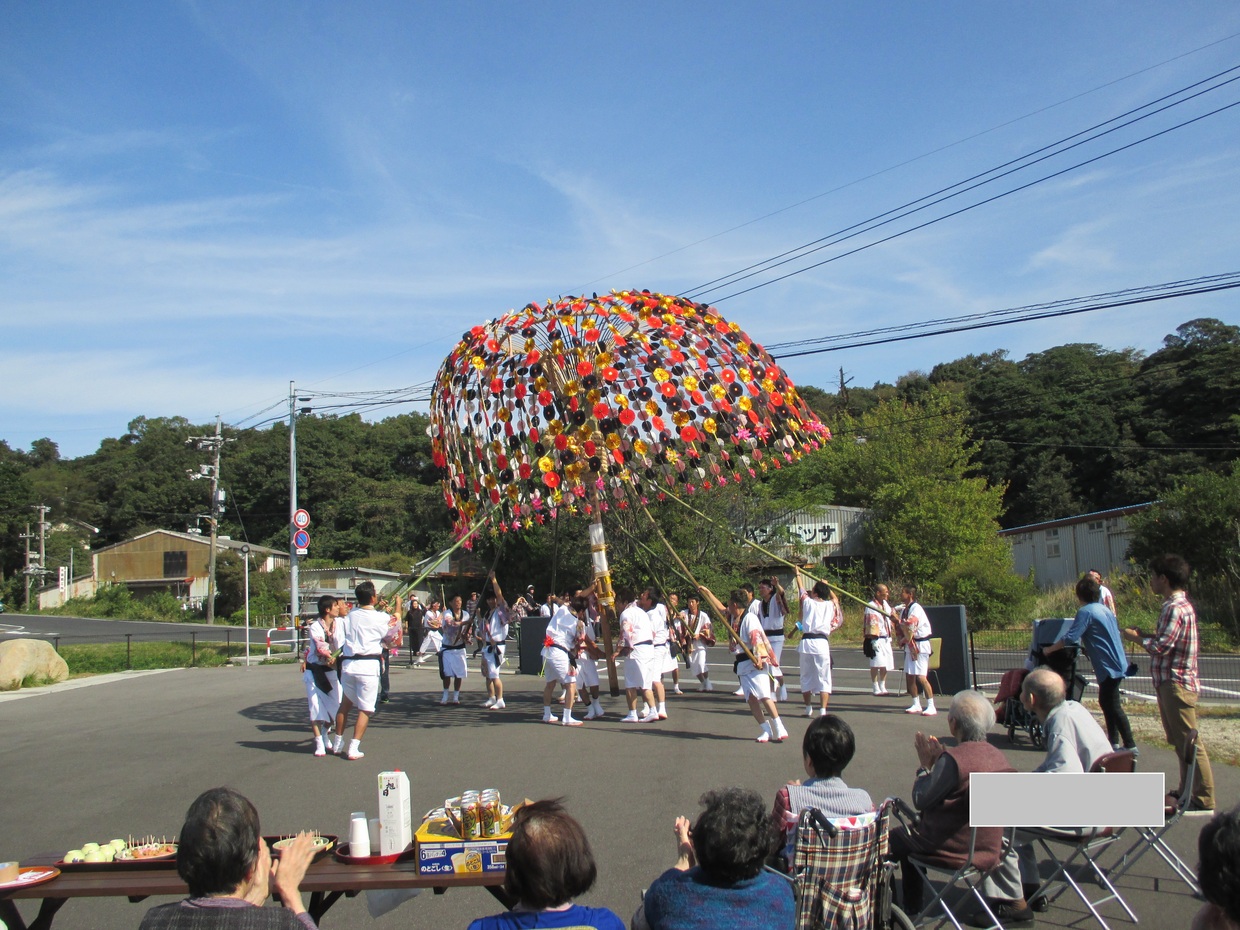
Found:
[673,411,690,427]
[498,408,511,422]
[761,378,776,392]
[739,367,753,382]
[551,338,565,353]
[483,473,497,489]
[534,376,549,391]
[605,433,622,450]
[538,456,555,473]
[645,400,659,416]
[564,381,581,395]
[683,375,699,391]
[633,439,648,455]
[710,384,727,400]
[653,368,670,383]
[552,489,563,504]
[471,356,487,370]
[506,484,520,500]
[703,417,717,434]
[615,394,629,408]
[595,351,613,366]
[666,449,679,464]
[739,397,753,411]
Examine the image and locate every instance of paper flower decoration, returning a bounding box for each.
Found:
[430,290,830,535]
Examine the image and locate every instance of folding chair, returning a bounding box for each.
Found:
[1020,749,1139,930]
[784,800,915,930]
[892,798,1014,930]
[1107,729,1203,896]
[927,637,943,697]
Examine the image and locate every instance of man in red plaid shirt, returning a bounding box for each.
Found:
[1123,554,1215,814]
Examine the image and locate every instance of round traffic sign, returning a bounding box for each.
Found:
[293,529,310,549]
[293,509,311,529]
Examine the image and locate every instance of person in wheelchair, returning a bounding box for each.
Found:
[771,714,874,865]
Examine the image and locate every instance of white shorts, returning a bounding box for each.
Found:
[870,637,894,670]
[904,645,930,677]
[340,668,380,714]
[739,662,778,701]
[439,647,469,680]
[799,650,832,694]
[303,668,340,722]
[690,645,709,676]
[659,644,679,674]
[481,644,505,680]
[422,631,442,654]
[624,655,648,691]
[765,634,786,665]
[576,656,600,689]
[543,647,577,685]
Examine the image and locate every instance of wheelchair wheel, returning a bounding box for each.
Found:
[886,904,917,930]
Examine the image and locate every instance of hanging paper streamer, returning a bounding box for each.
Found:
[430,290,831,536]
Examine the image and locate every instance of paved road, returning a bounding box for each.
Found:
[0,613,274,646]
[2,662,1230,930]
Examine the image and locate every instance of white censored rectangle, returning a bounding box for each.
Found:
[971,772,1166,828]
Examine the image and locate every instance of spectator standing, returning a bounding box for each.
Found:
[1089,569,1117,616]
[1044,575,1136,752]
[1123,554,1216,815]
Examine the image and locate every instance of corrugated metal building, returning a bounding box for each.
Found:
[88,529,288,606]
[1000,503,1153,589]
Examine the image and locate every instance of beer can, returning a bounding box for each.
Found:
[480,790,500,837]
[461,791,482,839]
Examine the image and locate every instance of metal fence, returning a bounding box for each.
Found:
[968,627,1240,704]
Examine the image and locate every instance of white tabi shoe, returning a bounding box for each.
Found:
[904,702,923,714]
[483,697,496,708]
[562,716,583,727]
[492,699,506,710]
[921,703,938,716]
[773,720,790,742]
[803,705,814,717]
[640,709,660,723]
[620,712,640,722]
[673,686,684,695]
[733,688,745,696]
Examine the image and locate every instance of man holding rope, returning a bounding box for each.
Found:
[730,588,788,743]
[758,576,791,703]
[864,584,896,696]
[438,594,471,706]
[542,588,588,726]
[616,588,660,724]
[479,572,509,711]
[899,585,937,717]
[332,581,402,760]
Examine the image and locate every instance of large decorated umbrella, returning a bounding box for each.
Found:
[430,289,830,690]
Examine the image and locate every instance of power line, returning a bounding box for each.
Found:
[573,31,1240,293]
[766,272,1240,358]
[694,94,1240,304]
[686,64,1240,301]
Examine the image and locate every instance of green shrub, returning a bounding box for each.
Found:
[940,551,1036,629]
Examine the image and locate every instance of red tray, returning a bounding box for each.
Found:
[332,842,414,865]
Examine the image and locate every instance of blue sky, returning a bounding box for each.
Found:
[3,2,1239,458]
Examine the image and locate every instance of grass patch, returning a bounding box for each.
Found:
[59,641,267,675]
[19,673,59,689]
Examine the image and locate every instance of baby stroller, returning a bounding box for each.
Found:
[784,799,915,930]
[1005,618,1087,748]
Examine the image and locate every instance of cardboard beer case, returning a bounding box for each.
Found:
[377,771,412,856]
[414,800,527,876]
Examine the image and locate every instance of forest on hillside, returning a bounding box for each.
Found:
[2,318,1237,629]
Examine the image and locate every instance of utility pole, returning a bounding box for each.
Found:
[289,382,299,625]
[289,383,312,624]
[188,418,229,624]
[20,523,34,610]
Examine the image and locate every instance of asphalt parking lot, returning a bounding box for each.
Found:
[2,657,1232,930]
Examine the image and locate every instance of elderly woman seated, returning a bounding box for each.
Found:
[634,787,794,930]
[468,799,623,930]
[139,787,317,930]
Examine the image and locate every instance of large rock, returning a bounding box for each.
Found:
[0,639,70,691]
